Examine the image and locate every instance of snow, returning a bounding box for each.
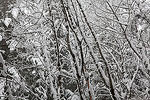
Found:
[1,0,150,99]
[3,18,12,27]
[8,40,18,51]
[8,67,20,82]
[71,95,79,100]
[0,79,5,100]
[137,25,142,31]
[0,35,2,41]
[31,57,43,65]
[11,7,19,19]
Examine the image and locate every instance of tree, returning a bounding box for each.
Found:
[0,0,150,100]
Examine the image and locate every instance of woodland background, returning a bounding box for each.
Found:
[0,0,150,100]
